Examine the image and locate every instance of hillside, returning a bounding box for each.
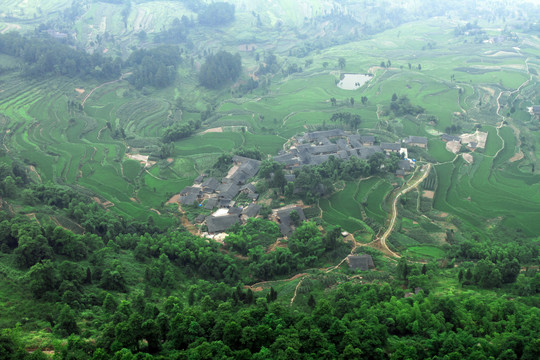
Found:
[0,0,539,358]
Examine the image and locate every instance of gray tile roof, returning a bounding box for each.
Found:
[228,207,243,215]
[302,129,345,142]
[179,193,199,206]
[217,183,240,200]
[201,177,221,192]
[356,146,382,159]
[348,254,375,271]
[404,136,428,145]
[441,134,461,142]
[359,135,376,144]
[277,207,306,237]
[180,186,201,196]
[381,142,401,151]
[194,175,205,184]
[242,204,261,218]
[204,197,218,210]
[398,159,411,171]
[336,139,350,151]
[311,144,339,155]
[206,215,240,233]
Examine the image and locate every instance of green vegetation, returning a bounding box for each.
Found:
[1,0,540,358]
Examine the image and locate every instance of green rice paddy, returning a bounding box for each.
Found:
[1,10,539,249]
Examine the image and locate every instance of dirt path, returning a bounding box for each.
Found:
[325,234,364,273]
[178,205,198,235]
[290,278,305,306]
[508,121,524,162]
[144,169,164,180]
[2,129,11,153]
[81,72,131,107]
[97,126,108,140]
[28,165,42,183]
[246,273,308,291]
[267,239,285,253]
[494,56,531,161]
[372,164,432,258]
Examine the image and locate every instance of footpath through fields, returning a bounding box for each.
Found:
[371,163,432,258]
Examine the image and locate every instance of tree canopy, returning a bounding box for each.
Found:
[199,51,242,89]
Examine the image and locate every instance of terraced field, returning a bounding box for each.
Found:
[2,9,540,246]
[320,177,391,235]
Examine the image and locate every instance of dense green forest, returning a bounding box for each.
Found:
[0,165,538,358]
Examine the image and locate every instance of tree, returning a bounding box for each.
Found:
[2,176,16,197]
[392,93,398,101]
[308,294,316,308]
[198,2,235,26]
[350,97,355,106]
[338,57,346,69]
[289,210,300,226]
[396,257,409,281]
[199,51,242,89]
[330,97,337,106]
[28,260,59,299]
[55,305,80,337]
[418,64,422,70]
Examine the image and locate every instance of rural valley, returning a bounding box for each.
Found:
[0,0,539,359]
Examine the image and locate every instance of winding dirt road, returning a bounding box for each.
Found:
[373,163,432,258]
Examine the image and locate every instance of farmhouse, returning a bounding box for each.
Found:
[276,206,306,237]
[528,105,540,116]
[275,131,387,168]
[228,207,243,215]
[240,183,259,200]
[226,157,261,185]
[179,186,202,206]
[380,142,401,154]
[201,177,221,193]
[359,135,376,146]
[217,183,240,200]
[403,136,428,148]
[194,214,206,224]
[242,204,261,220]
[206,214,240,234]
[301,129,345,142]
[204,198,218,210]
[347,254,375,271]
[397,159,412,172]
[356,146,383,159]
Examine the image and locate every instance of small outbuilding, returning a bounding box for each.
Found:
[347,254,375,271]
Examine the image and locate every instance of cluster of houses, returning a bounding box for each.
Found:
[175,130,431,239]
[178,155,263,234]
[273,129,427,176]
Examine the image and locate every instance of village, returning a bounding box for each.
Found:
[172,129,433,243]
[172,126,491,246]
